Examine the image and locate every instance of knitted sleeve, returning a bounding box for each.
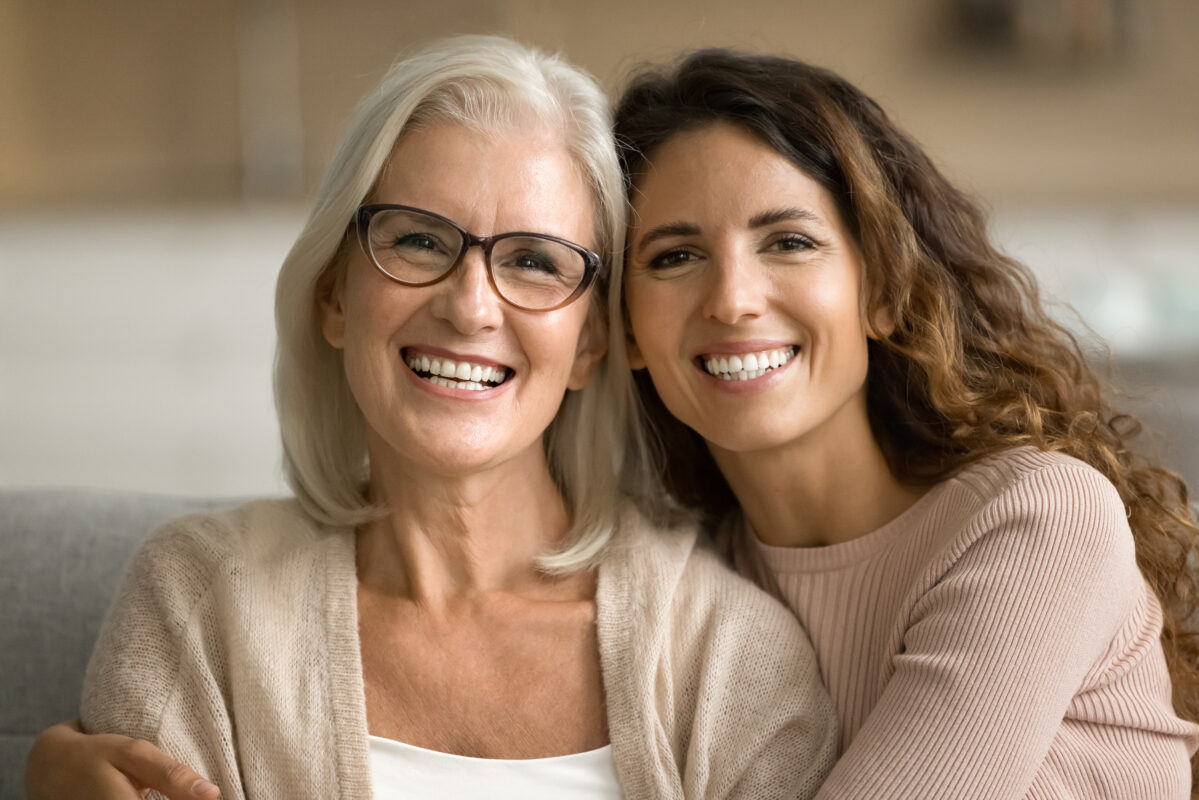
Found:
[813,462,1181,799]
[80,517,246,800]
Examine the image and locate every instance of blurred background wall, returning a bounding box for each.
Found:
[2,0,1197,496]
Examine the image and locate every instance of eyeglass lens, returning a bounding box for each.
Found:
[365,208,588,310]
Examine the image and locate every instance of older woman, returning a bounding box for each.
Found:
[24,37,835,799]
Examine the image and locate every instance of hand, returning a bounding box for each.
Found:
[25,720,220,800]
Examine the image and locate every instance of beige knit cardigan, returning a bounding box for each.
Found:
[82,499,837,799]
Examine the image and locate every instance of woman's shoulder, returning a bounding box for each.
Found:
[926,447,1136,581]
[129,497,341,584]
[949,447,1122,508]
[101,497,354,666]
[602,502,806,640]
[917,447,1128,538]
[603,502,708,583]
[598,510,836,798]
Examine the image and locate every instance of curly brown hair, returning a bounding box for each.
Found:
[614,48,1199,782]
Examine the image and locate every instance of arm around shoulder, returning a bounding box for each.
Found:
[815,458,1171,798]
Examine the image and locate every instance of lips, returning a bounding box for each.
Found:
[403,349,510,392]
[700,346,796,381]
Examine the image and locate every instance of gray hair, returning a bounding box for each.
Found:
[273,35,631,572]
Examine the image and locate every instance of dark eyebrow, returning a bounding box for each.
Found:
[633,221,701,256]
[749,207,822,228]
[633,207,824,257]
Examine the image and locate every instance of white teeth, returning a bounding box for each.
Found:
[404,352,508,389]
[425,376,490,392]
[718,368,770,382]
[702,347,796,381]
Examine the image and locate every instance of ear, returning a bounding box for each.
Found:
[567,308,609,391]
[865,300,896,341]
[317,263,347,349]
[626,335,646,370]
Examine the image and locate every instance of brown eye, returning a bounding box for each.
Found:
[769,235,816,253]
[647,248,698,270]
[393,232,446,253]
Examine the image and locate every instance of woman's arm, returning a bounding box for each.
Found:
[25,720,220,800]
[814,464,1190,798]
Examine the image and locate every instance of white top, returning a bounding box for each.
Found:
[368,735,624,799]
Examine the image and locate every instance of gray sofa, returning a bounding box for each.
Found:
[0,488,226,799]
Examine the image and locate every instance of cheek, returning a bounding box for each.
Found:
[624,281,674,352]
[340,301,392,363]
[525,313,588,380]
[787,272,866,339]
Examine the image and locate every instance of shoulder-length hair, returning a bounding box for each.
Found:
[274,35,629,572]
[613,48,1199,753]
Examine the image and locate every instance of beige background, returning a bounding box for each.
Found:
[2,0,1196,494]
[4,0,1198,206]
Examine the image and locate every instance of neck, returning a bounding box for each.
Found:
[356,443,573,604]
[710,394,924,548]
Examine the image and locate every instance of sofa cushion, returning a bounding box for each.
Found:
[0,488,231,799]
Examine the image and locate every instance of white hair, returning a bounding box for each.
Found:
[273,35,632,572]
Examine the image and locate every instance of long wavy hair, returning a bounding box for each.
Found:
[612,48,1199,773]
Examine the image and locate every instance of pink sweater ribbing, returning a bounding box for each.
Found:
[734,448,1199,799]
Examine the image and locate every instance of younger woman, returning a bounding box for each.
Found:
[614,49,1199,797]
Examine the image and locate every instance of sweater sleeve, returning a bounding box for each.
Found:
[813,463,1156,799]
[81,518,247,800]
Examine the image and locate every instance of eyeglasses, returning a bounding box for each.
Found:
[354,204,604,312]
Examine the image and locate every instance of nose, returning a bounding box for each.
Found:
[701,249,768,324]
[430,249,504,334]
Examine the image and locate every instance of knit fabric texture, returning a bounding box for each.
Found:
[82,499,837,799]
[733,447,1199,799]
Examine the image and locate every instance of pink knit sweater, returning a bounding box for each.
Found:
[732,448,1199,798]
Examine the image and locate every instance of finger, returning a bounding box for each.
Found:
[110,738,220,800]
[94,762,162,800]
[27,736,145,800]
[25,722,116,800]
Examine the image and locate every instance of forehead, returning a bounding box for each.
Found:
[375,122,595,244]
[631,122,840,228]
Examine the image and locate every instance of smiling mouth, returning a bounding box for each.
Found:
[699,346,797,382]
[404,349,511,392]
